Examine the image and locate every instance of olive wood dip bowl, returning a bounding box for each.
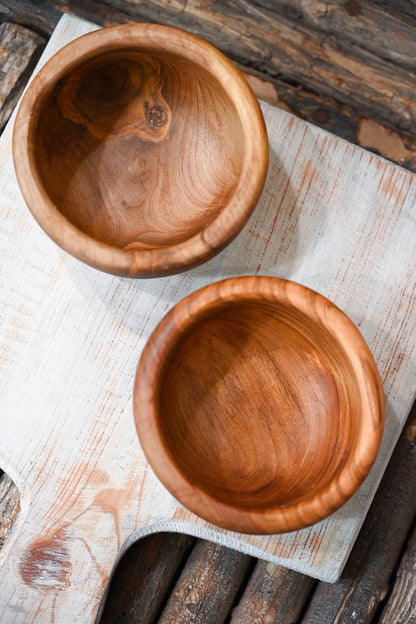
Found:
[134,276,384,534]
[13,24,268,277]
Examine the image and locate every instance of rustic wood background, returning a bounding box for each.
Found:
[1,0,416,172]
[0,1,415,623]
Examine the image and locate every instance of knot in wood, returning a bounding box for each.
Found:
[145,104,168,127]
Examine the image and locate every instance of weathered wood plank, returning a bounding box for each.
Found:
[2,0,416,138]
[99,533,195,624]
[300,405,416,624]
[0,0,61,36]
[0,0,119,34]
[2,1,416,172]
[157,540,253,624]
[0,21,44,132]
[52,0,416,134]
[255,0,416,70]
[372,0,416,23]
[378,515,416,624]
[243,67,416,173]
[230,562,315,624]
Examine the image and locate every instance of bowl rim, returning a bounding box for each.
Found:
[12,22,269,278]
[133,275,385,534]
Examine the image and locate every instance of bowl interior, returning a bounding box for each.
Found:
[32,47,245,250]
[156,299,360,512]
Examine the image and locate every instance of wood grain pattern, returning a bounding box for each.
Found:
[99,532,195,624]
[0,14,415,623]
[134,276,384,534]
[0,472,20,550]
[157,539,252,624]
[378,515,416,623]
[4,1,416,173]
[45,0,416,133]
[0,22,45,132]
[12,22,268,276]
[229,561,315,624]
[56,51,172,143]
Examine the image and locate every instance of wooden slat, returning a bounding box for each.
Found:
[0,0,62,35]
[229,562,315,624]
[156,540,253,624]
[242,66,416,173]
[259,0,416,70]
[2,1,416,138]
[0,472,20,550]
[0,0,112,34]
[0,21,44,132]
[51,0,416,133]
[99,533,195,624]
[2,1,416,171]
[378,517,416,624]
[372,0,416,22]
[300,405,416,623]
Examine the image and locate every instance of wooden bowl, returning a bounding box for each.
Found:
[12,24,268,277]
[134,276,384,534]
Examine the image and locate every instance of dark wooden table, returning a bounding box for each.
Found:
[0,2,415,622]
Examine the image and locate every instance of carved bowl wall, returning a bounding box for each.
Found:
[134,276,385,534]
[13,24,269,277]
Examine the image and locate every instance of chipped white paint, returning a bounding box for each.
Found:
[0,13,415,624]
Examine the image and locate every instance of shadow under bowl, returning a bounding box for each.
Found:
[134,276,384,534]
[13,24,268,277]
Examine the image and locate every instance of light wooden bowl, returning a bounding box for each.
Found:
[134,276,384,534]
[13,24,268,277]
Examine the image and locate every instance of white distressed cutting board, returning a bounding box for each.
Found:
[0,14,415,624]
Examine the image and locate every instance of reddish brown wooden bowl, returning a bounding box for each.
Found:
[12,24,268,277]
[134,276,384,534]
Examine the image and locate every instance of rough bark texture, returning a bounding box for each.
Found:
[378,519,416,624]
[99,533,195,624]
[157,539,253,623]
[0,472,20,550]
[1,1,416,171]
[229,561,315,623]
[0,21,44,131]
